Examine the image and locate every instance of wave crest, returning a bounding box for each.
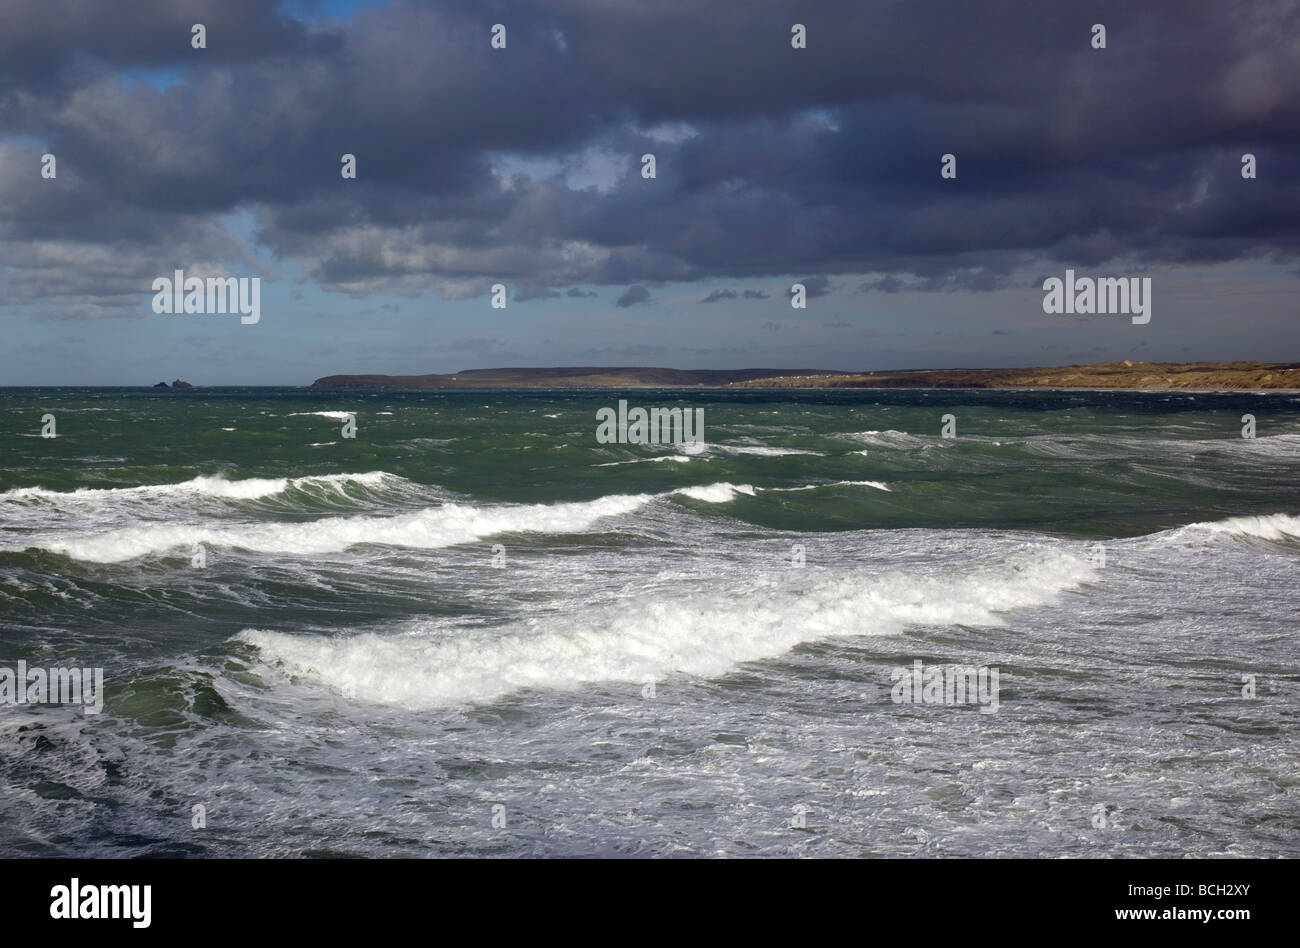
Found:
[237,547,1094,708]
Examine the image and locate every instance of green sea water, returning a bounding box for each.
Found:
[4,386,1298,523]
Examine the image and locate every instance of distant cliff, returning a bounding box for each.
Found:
[727,360,1300,390]
[312,361,1300,391]
[312,367,852,388]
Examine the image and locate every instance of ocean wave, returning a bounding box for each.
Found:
[840,430,933,450]
[1023,431,1300,461]
[25,491,657,563]
[12,479,792,561]
[708,444,826,457]
[1,471,393,504]
[1159,512,1300,544]
[768,480,891,492]
[672,483,756,502]
[236,547,1093,708]
[593,455,700,467]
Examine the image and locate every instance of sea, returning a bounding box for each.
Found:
[0,386,1296,857]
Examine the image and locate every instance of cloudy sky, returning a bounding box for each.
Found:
[1,0,1297,384]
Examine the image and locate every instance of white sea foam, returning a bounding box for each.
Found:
[841,430,931,450]
[594,455,699,467]
[237,548,1094,708]
[288,411,355,420]
[1,471,392,503]
[1168,512,1300,543]
[673,483,756,502]
[29,491,656,563]
[710,444,825,457]
[1019,431,1300,462]
[769,480,891,492]
[12,480,776,561]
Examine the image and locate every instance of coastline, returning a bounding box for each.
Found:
[308,360,1300,393]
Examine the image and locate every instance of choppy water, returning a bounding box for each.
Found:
[1,386,1297,857]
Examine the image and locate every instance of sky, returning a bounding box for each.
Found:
[1,0,1297,385]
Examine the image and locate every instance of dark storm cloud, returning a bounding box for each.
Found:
[702,287,770,303]
[861,276,905,294]
[0,0,314,85]
[615,285,651,307]
[792,276,832,298]
[514,285,563,302]
[0,0,1298,316]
